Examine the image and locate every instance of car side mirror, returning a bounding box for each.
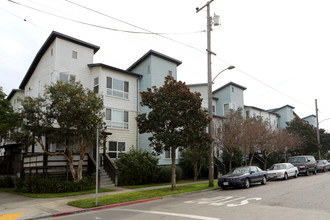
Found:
[250,171,255,174]
[307,160,311,162]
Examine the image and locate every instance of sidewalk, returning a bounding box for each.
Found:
[0,181,209,220]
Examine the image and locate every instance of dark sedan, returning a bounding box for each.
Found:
[218,166,267,189]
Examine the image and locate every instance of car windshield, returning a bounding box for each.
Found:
[269,164,286,170]
[288,157,305,163]
[229,167,250,174]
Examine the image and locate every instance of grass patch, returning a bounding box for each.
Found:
[121,180,202,189]
[68,182,214,208]
[5,188,114,198]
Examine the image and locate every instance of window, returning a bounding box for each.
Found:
[106,77,129,99]
[232,87,235,92]
[212,105,216,115]
[55,139,76,152]
[59,72,75,83]
[51,48,53,56]
[72,50,78,59]
[106,108,129,129]
[224,103,230,113]
[246,110,250,118]
[94,77,99,93]
[108,141,125,159]
[168,70,172,76]
[165,150,171,159]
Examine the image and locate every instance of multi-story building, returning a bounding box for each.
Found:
[1,31,317,179]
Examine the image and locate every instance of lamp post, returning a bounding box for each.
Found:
[208,66,235,187]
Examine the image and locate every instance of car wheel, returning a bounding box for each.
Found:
[244,178,250,188]
[284,173,288,180]
[294,171,298,178]
[261,176,267,185]
[221,185,227,190]
[313,168,317,175]
[323,168,326,172]
[306,169,309,176]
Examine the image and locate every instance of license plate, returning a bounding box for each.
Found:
[223,182,229,186]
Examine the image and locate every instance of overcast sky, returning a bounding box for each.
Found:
[1,0,330,131]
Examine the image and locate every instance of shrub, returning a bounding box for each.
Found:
[115,148,159,186]
[15,175,95,193]
[0,176,15,188]
[157,166,183,183]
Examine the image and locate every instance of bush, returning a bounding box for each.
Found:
[15,175,95,193]
[115,148,159,186]
[157,166,183,183]
[0,176,15,188]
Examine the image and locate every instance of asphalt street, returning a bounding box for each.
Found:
[49,171,330,220]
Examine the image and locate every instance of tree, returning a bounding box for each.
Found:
[15,80,104,182]
[214,108,244,171]
[285,116,318,156]
[136,76,210,190]
[0,87,18,145]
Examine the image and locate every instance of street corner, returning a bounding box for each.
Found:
[0,213,24,220]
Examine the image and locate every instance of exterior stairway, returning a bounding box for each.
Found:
[99,167,115,188]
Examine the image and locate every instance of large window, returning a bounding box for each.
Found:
[59,72,75,83]
[106,77,129,99]
[106,108,129,129]
[108,141,125,159]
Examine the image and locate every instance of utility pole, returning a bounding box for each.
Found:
[315,99,321,159]
[196,0,215,187]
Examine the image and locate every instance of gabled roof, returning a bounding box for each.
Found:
[213,81,247,94]
[126,50,182,71]
[88,63,142,78]
[19,31,100,90]
[267,104,295,113]
[6,89,24,101]
[302,115,316,120]
[245,105,280,117]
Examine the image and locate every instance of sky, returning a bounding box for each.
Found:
[1,0,330,131]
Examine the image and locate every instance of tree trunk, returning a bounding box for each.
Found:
[263,152,270,170]
[249,153,254,166]
[228,152,234,171]
[77,146,86,182]
[192,147,199,181]
[171,147,176,191]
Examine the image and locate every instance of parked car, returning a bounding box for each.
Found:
[287,155,317,176]
[217,166,267,190]
[316,160,330,172]
[267,163,299,180]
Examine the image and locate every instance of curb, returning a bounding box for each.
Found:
[51,197,163,218]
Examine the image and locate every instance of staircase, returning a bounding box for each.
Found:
[99,167,115,188]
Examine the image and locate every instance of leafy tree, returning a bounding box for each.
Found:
[179,146,209,181]
[320,129,330,158]
[285,116,318,156]
[0,87,18,145]
[214,108,244,171]
[136,76,210,190]
[15,81,104,182]
[115,148,159,185]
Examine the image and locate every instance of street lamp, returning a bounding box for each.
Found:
[208,65,235,187]
[212,66,235,83]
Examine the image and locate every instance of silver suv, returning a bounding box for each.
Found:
[288,155,317,176]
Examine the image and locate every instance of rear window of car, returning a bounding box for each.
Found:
[288,157,305,163]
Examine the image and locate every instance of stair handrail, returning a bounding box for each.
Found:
[214,155,226,175]
[103,153,119,186]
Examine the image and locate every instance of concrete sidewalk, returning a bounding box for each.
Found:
[0,181,208,220]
